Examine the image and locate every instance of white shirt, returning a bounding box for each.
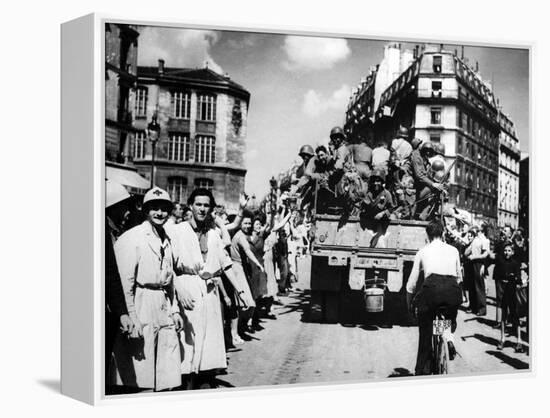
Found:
[406,239,463,294]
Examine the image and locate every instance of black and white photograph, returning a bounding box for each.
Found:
[104,21,530,395]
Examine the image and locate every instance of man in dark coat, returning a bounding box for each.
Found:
[105,180,134,377]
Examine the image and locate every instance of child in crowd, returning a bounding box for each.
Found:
[493,243,525,352]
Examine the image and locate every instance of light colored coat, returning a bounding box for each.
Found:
[111,221,181,391]
[167,221,230,374]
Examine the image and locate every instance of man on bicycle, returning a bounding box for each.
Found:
[406,221,463,375]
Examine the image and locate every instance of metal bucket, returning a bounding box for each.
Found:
[364,287,385,312]
[364,278,386,312]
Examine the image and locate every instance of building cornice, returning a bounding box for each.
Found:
[133,159,247,176]
[137,67,251,104]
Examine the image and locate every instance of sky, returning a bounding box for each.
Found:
[137,26,529,197]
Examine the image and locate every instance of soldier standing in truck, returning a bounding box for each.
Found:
[411,142,446,220]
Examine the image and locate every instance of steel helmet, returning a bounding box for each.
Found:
[420,141,435,154]
[433,142,445,156]
[143,187,173,210]
[397,126,409,139]
[431,159,445,172]
[370,168,386,182]
[411,137,423,150]
[299,144,315,157]
[106,179,131,208]
[330,126,346,140]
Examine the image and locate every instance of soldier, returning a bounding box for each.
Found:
[351,135,373,181]
[391,174,416,220]
[293,144,315,184]
[411,142,446,220]
[296,145,334,192]
[372,138,391,177]
[329,126,353,173]
[430,142,447,182]
[112,187,183,392]
[361,168,395,221]
[390,126,413,183]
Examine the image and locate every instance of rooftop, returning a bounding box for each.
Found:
[137,65,250,100]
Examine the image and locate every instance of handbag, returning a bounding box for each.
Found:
[515,285,528,318]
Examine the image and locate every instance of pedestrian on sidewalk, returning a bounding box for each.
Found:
[111,187,183,392]
[168,188,234,389]
[466,226,490,316]
[494,243,525,352]
[230,211,265,335]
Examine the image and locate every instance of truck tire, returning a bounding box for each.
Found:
[324,291,340,323]
[309,290,324,323]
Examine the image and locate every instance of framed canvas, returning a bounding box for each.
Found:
[61,13,532,405]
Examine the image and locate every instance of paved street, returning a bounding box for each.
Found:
[216,280,530,389]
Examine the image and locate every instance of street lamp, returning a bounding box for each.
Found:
[147,112,161,189]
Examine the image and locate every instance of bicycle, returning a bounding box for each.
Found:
[432,306,452,374]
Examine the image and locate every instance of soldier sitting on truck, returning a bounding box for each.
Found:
[390,174,416,220]
[329,126,354,174]
[389,126,413,185]
[291,144,315,186]
[350,134,373,181]
[411,141,446,220]
[296,145,335,211]
[360,168,396,247]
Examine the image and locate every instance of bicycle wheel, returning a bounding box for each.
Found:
[436,336,449,374]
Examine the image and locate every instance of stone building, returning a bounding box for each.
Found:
[104,23,149,194]
[347,44,501,226]
[130,61,250,212]
[519,154,529,233]
[497,110,521,228]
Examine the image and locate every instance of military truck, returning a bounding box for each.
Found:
[308,186,429,324]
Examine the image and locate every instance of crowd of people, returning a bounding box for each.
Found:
[105,123,529,388]
[105,179,313,393]
[445,221,529,352]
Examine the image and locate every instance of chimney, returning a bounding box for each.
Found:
[475,61,479,72]
[461,46,465,60]
[439,43,444,51]
[158,59,165,75]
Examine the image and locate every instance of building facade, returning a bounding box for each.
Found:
[347,44,502,226]
[131,61,250,212]
[519,155,529,233]
[497,111,521,228]
[104,23,150,194]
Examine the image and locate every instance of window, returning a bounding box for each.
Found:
[432,81,442,96]
[433,55,442,73]
[195,135,216,163]
[430,107,442,125]
[133,131,147,159]
[457,136,463,153]
[458,110,462,128]
[194,178,213,191]
[171,91,191,119]
[197,93,216,121]
[167,177,187,204]
[430,133,441,143]
[168,133,190,161]
[134,86,148,118]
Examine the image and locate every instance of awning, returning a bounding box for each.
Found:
[106,165,150,194]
